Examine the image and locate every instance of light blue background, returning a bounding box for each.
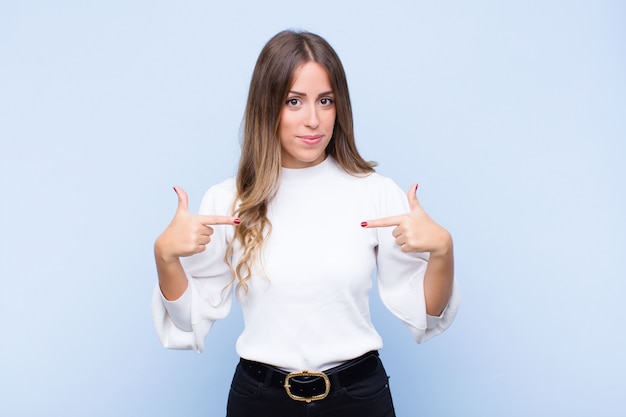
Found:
[1,1,624,416]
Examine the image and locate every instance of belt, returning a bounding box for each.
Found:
[239,351,380,403]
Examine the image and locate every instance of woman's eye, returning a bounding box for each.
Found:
[285,98,300,106]
[320,97,334,106]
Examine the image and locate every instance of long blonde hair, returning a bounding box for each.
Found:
[225,30,376,294]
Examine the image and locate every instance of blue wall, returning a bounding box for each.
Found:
[1,1,624,416]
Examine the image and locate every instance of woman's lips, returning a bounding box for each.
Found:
[298,135,322,145]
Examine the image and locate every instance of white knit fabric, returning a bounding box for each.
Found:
[152,157,460,372]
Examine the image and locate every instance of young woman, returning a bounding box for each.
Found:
[152,30,460,417]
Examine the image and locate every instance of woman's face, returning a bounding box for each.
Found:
[278,61,336,168]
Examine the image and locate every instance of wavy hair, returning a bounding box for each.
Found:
[225,30,376,295]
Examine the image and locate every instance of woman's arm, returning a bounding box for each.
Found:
[422,233,454,316]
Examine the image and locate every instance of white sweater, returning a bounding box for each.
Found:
[152,157,460,372]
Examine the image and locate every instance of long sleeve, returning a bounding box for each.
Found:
[151,179,237,352]
[374,178,461,343]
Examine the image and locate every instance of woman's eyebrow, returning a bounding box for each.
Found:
[288,90,334,97]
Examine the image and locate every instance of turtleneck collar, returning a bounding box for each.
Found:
[279,156,339,184]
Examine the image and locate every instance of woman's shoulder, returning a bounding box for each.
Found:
[348,168,400,191]
[327,158,387,184]
[198,177,237,215]
[206,177,237,195]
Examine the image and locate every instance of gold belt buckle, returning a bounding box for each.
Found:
[283,370,331,403]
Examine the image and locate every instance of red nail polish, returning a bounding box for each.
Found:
[361,222,367,227]
[234,218,241,225]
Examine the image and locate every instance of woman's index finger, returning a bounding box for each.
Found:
[361,215,404,228]
[196,215,241,225]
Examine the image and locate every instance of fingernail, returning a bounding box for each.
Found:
[361,221,367,227]
[234,218,241,225]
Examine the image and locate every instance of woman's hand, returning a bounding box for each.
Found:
[154,186,240,264]
[361,184,452,256]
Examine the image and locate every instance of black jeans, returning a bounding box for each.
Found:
[226,354,396,417]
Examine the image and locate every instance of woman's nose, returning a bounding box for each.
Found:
[304,105,320,129]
